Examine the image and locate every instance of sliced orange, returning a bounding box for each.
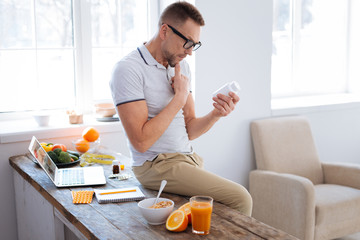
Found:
[75,139,90,153]
[166,210,188,232]
[179,202,192,224]
[82,127,100,142]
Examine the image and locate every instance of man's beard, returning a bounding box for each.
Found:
[164,49,178,67]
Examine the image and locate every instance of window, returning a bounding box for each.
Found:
[0,0,196,117]
[0,0,151,114]
[90,0,150,101]
[271,0,360,100]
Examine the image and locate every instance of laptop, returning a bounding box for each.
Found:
[28,136,106,187]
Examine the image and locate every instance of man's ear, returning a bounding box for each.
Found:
[159,24,168,40]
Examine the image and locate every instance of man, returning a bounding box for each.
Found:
[110,2,252,216]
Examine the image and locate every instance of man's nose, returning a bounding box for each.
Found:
[185,48,192,56]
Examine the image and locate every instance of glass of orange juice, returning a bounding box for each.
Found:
[190,196,213,235]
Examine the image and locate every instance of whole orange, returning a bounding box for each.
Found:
[82,127,99,142]
[74,139,90,153]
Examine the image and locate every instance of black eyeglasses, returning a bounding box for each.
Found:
[166,24,202,51]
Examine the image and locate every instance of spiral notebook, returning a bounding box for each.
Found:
[94,186,145,203]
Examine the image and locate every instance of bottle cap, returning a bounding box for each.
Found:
[230,81,241,92]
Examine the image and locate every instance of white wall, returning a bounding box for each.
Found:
[1,0,360,239]
[193,0,273,186]
[306,109,360,163]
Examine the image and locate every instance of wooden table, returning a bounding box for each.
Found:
[9,154,298,240]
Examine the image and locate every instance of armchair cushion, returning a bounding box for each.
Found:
[314,184,360,239]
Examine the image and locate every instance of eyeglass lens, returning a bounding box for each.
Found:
[184,41,201,50]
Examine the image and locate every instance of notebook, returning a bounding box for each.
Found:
[94,187,145,203]
[28,136,106,187]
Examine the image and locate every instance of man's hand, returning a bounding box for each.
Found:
[211,91,240,117]
[171,63,190,106]
[182,91,240,140]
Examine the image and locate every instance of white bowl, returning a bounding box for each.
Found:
[138,197,174,225]
[33,114,50,127]
[94,103,116,117]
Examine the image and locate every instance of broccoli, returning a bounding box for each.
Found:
[53,148,62,156]
[58,151,71,163]
[48,151,59,163]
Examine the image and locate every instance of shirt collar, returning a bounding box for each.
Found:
[137,44,166,69]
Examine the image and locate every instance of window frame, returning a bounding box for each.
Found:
[271,0,359,105]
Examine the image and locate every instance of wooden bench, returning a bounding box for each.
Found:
[9,154,298,240]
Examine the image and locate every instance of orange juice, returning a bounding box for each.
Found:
[190,196,213,235]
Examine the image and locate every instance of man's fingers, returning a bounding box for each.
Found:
[174,63,181,77]
[213,102,228,115]
[214,93,232,105]
[229,91,240,103]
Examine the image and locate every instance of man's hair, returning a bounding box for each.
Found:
[159,1,205,27]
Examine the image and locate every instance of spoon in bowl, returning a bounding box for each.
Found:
[154,180,167,205]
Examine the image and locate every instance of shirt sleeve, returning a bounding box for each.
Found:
[110,60,145,106]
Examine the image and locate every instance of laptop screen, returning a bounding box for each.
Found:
[29,136,57,181]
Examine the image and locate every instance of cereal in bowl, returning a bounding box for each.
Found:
[149,201,172,209]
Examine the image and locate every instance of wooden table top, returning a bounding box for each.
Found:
[9,154,297,240]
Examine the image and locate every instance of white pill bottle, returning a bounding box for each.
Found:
[212,81,241,97]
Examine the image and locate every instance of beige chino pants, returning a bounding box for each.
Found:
[132,152,252,216]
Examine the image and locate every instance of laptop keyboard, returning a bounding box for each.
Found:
[60,168,85,185]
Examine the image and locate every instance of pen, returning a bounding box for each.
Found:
[100,189,137,195]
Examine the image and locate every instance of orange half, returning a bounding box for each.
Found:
[179,202,192,224]
[166,210,188,232]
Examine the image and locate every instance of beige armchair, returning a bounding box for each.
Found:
[249,116,360,240]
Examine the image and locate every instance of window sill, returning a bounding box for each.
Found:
[0,115,122,144]
[271,93,360,116]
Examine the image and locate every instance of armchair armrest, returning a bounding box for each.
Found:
[322,162,360,189]
[249,170,315,240]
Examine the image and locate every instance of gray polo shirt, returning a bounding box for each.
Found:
[110,45,193,166]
